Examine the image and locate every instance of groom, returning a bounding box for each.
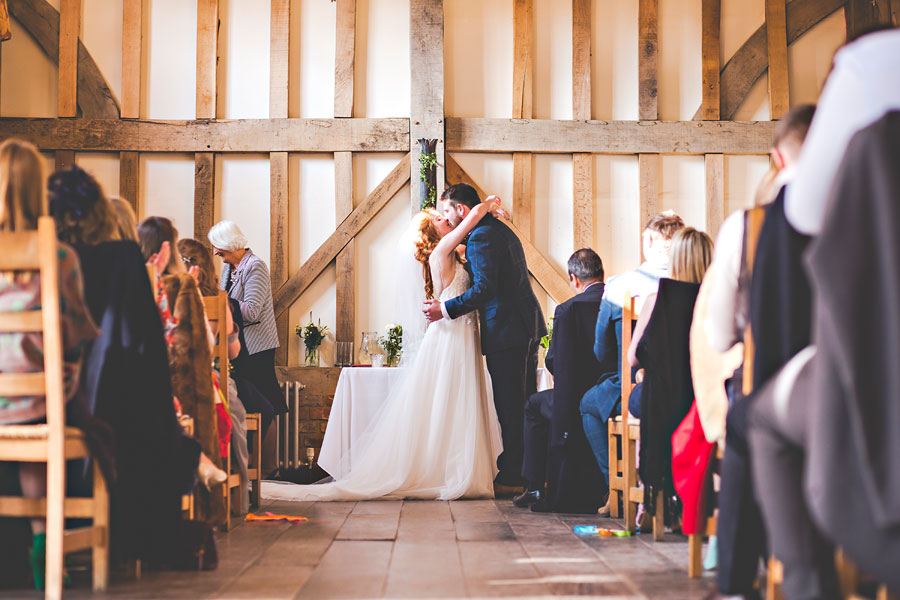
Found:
[424,183,546,492]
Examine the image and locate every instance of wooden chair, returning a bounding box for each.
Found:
[0,218,109,598]
[688,446,722,577]
[202,291,261,530]
[608,292,663,536]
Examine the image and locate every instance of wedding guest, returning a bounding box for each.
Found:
[208,220,285,474]
[700,104,814,598]
[108,196,138,242]
[628,227,712,527]
[47,165,116,246]
[579,211,684,507]
[515,249,607,513]
[0,139,100,589]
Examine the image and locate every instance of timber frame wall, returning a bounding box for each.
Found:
[3,0,898,371]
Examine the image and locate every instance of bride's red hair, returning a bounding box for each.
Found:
[413,210,441,299]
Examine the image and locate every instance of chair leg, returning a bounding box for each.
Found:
[876,584,899,600]
[652,490,665,541]
[251,424,262,508]
[688,534,703,578]
[45,457,65,600]
[92,461,109,591]
[767,556,785,600]
[223,451,232,531]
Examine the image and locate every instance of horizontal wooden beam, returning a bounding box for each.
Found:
[0,118,410,153]
[447,118,776,155]
[272,154,411,319]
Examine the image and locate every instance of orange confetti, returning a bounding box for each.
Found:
[245,512,310,523]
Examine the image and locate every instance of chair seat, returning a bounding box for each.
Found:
[610,416,641,437]
[0,425,90,461]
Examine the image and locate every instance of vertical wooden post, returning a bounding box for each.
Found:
[120,0,143,215]
[194,0,218,245]
[513,0,533,239]
[845,0,892,41]
[193,153,215,242]
[271,0,290,366]
[58,0,80,118]
[572,0,593,250]
[335,0,356,348]
[701,0,720,121]
[410,0,445,213]
[705,153,725,239]
[765,0,789,120]
[638,0,658,121]
[334,0,356,119]
[638,153,659,259]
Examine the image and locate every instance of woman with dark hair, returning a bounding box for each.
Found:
[47,165,116,246]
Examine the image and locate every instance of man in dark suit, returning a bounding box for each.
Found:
[514,249,607,513]
[423,183,546,490]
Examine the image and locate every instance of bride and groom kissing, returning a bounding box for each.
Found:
[262,182,546,502]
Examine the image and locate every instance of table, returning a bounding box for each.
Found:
[317,367,553,479]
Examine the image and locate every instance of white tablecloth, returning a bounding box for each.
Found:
[317,366,554,479]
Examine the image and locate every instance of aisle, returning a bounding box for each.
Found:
[33,498,716,599]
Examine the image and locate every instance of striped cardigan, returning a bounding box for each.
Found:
[219,249,280,355]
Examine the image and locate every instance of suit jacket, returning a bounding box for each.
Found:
[444,215,546,354]
[544,282,608,513]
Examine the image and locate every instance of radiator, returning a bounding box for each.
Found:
[277,381,307,469]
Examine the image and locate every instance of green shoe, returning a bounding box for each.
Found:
[29,533,45,590]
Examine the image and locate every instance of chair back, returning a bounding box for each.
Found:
[621,291,639,426]
[202,290,229,405]
[742,206,766,395]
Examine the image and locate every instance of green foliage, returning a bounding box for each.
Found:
[295,311,329,353]
[379,323,403,366]
[419,151,437,209]
[540,317,554,350]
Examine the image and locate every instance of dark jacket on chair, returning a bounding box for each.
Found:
[543,282,608,512]
[444,215,546,354]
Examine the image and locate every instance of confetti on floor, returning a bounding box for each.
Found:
[573,525,632,537]
[245,512,311,523]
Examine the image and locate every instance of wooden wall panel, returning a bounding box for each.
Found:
[765,0,789,119]
[119,151,140,216]
[638,0,659,121]
[705,153,725,238]
[196,0,217,120]
[121,0,142,119]
[271,0,290,365]
[193,152,214,242]
[410,0,445,213]
[638,153,659,256]
[334,0,355,118]
[334,152,355,345]
[57,0,80,117]
[701,0,721,120]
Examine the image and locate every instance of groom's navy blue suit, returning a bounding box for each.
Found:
[444,214,547,486]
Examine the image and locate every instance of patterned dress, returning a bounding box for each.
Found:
[0,244,100,425]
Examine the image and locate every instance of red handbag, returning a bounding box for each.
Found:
[671,401,715,535]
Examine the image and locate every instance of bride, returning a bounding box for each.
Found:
[261,196,506,501]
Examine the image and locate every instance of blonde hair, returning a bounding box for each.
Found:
[109,196,138,242]
[669,227,713,284]
[0,138,45,232]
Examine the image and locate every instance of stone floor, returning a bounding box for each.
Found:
[4,499,716,599]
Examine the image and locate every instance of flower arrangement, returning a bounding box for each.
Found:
[540,316,554,350]
[379,324,403,366]
[296,312,328,367]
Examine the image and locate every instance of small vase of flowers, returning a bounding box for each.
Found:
[539,317,554,367]
[379,324,403,367]
[296,312,328,367]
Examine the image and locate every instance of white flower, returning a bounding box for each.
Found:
[386,323,396,330]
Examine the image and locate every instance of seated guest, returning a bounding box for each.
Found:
[700,104,815,598]
[749,29,900,598]
[580,211,684,499]
[108,196,138,242]
[515,249,607,514]
[47,170,208,563]
[628,228,712,523]
[139,217,226,525]
[0,139,101,589]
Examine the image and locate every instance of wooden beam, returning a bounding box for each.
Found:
[57,0,80,117]
[118,151,140,216]
[121,0,142,119]
[193,152,214,243]
[410,0,444,212]
[705,153,725,238]
[701,0,721,120]
[844,0,889,40]
[893,0,900,27]
[638,0,659,121]
[639,153,659,257]
[334,152,355,344]
[55,150,74,172]
[196,0,217,120]
[512,0,534,120]
[512,153,533,240]
[0,117,410,152]
[691,0,845,120]
[9,0,119,118]
[334,0,355,118]
[572,0,591,121]
[272,154,411,319]
[270,0,290,119]
[446,118,777,154]
[445,154,573,305]
[765,0,790,119]
[573,153,593,249]
[270,151,289,365]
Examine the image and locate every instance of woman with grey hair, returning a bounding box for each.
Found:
[208,220,287,419]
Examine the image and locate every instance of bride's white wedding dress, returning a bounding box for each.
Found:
[261,262,502,501]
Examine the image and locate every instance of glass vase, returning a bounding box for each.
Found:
[305,346,320,367]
